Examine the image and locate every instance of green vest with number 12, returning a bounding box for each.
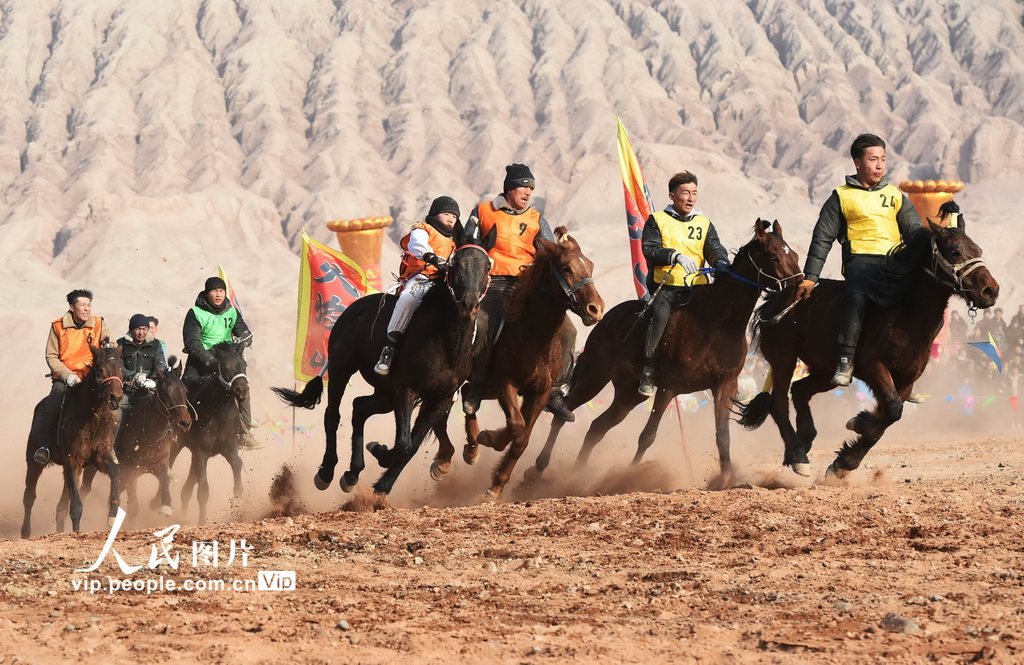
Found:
[192,306,237,349]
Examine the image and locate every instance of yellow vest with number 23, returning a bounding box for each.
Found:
[651,211,711,287]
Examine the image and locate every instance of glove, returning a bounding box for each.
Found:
[65,373,81,387]
[142,379,156,392]
[714,259,731,274]
[422,252,446,268]
[133,373,148,388]
[673,254,699,274]
[795,279,817,300]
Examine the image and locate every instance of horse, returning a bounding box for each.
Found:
[453,227,605,500]
[736,202,999,478]
[82,357,193,521]
[178,342,248,524]
[273,220,495,496]
[22,344,125,537]
[528,219,803,482]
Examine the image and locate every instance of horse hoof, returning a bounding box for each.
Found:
[477,431,492,449]
[430,460,450,482]
[107,515,117,528]
[367,442,390,466]
[463,444,479,465]
[158,505,173,517]
[340,475,357,493]
[522,466,542,483]
[845,416,858,432]
[825,463,849,480]
[482,488,502,502]
[313,470,332,491]
[789,463,811,478]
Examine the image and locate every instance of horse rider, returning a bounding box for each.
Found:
[375,195,461,376]
[147,315,168,361]
[31,289,106,465]
[639,171,730,397]
[794,133,922,386]
[114,313,168,442]
[461,163,577,421]
[182,276,260,450]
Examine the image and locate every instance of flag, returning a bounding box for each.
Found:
[218,264,243,314]
[616,117,654,300]
[967,340,1003,373]
[293,230,375,382]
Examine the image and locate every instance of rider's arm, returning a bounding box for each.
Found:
[641,214,678,266]
[702,222,729,266]
[45,324,72,380]
[802,190,843,282]
[534,214,555,246]
[462,204,482,243]
[231,310,253,345]
[182,309,215,366]
[897,192,923,235]
[406,228,433,259]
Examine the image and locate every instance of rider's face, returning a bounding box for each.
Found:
[854,146,886,188]
[207,288,227,307]
[436,212,458,231]
[669,183,698,216]
[504,186,533,211]
[70,297,91,324]
[131,325,149,344]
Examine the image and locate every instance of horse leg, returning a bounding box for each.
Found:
[430,402,456,481]
[346,392,393,491]
[791,371,835,456]
[81,466,97,499]
[829,365,903,478]
[21,460,44,538]
[532,358,607,475]
[56,469,71,534]
[575,387,645,469]
[374,398,444,495]
[486,388,545,501]
[367,390,413,470]
[181,448,202,518]
[315,375,348,491]
[225,447,244,506]
[194,451,210,526]
[762,359,813,475]
[66,464,85,533]
[475,388,517,453]
[463,413,481,465]
[104,451,120,528]
[124,468,140,521]
[155,463,173,517]
[531,418,567,477]
[631,388,676,466]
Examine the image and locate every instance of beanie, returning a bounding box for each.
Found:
[427,195,460,219]
[503,163,536,192]
[204,276,227,292]
[128,313,150,330]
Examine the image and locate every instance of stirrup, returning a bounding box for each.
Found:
[374,345,395,376]
[33,447,51,466]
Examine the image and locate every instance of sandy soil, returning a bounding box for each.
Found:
[2,421,1024,664]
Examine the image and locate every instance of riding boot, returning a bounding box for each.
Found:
[31,382,66,466]
[638,360,657,397]
[831,354,855,386]
[544,385,575,422]
[236,392,264,451]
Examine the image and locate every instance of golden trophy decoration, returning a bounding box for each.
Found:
[898,180,964,226]
[326,216,394,291]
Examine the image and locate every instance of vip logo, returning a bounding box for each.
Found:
[257,570,296,591]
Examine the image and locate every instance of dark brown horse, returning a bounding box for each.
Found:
[178,342,247,524]
[457,228,605,500]
[22,344,125,537]
[273,221,495,496]
[529,219,803,481]
[83,358,193,521]
[737,203,999,478]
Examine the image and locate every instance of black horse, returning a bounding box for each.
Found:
[274,220,495,496]
[738,202,999,477]
[22,344,125,537]
[177,342,247,524]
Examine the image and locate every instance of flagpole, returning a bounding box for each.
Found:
[292,381,297,455]
[674,397,695,486]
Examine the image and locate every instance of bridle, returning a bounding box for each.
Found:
[734,250,804,295]
[443,243,492,303]
[218,368,248,390]
[156,382,195,423]
[924,237,986,295]
[548,259,595,316]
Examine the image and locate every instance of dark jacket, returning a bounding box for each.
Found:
[803,175,922,282]
[182,293,252,370]
[118,336,168,384]
[641,206,728,291]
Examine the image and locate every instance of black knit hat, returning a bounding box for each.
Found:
[503,163,535,192]
[428,195,460,219]
[128,313,150,330]
[204,276,227,292]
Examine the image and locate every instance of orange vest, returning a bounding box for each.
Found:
[52,316,104,379]
[476,203,542,276]
[399,223,456,280]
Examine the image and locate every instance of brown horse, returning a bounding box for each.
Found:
[457,227,605,500]
[22,344,125,537]
[737,202,999,478]
[83,358,193,521]
[273,221,495,496]
[529,219,803,480]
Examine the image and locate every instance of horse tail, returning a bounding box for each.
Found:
[272,376,324,410]
[733,392,771,430]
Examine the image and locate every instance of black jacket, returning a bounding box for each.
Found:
[118,336,168,384]
[182,293,252,370]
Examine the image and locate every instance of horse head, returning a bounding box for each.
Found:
[925,202,999,309]
[210,342,249,402]
[90,341,124,410]
[446,220,496,315]
[536,226,605,326]
[741,219,805,292]
[155,358,192,434]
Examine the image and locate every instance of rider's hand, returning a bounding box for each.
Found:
[795,279,817,300]
[423,252,445,268]
[232,333,254,348]
[65,373,81,387]
[133,373,148,388]
[714,259,731,274]
[673,254,699,274]
[142,379,156,392]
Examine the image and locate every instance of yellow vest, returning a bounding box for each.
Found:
[651,211,711,287]
[836,184,902,255]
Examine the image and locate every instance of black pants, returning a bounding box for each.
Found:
[838,255,886,355]
[644,285,691,361]
[30,381,66,451]
[469,276,577,388]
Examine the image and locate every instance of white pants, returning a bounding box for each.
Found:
[386,276,434,338]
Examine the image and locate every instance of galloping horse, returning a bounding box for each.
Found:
[457,227,605,500]
[273,220,495,496]
[737,202,999,477]
[22,344,125,537]
[530,219,803,479]
[178,342,247,524]
[83,358,193,521]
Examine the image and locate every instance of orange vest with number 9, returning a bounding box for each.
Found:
[52,316,104,379]
[476,203,542,276]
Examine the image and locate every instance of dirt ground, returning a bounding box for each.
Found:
[3,411,1024,664]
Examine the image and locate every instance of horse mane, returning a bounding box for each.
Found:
[504,241,561,323]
